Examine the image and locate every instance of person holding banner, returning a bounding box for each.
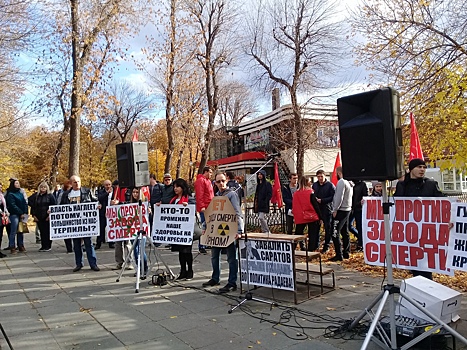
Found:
[60,175,100,272]
[202,172,244,293]
[96,179,118,250]
[371,182,383,197]
[129,187,148,278]
[168,178,196,281]
[57,180,73,253]
[394,158,444,280]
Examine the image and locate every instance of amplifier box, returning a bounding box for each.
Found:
[399,276,461,323]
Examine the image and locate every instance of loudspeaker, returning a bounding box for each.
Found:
[116,142,150,187]
[337,87,404,181]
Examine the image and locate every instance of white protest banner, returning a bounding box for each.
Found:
[201,196,238,247]
[106,203,149,242]
[239,239,294,291]
[152,204,196,245]
[447,202,467,271]
[362,197,454,275]
[49,203,99,239]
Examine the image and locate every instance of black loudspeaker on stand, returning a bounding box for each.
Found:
[338,88,467,349]
[116,142,150,188]
[337,87,404,181]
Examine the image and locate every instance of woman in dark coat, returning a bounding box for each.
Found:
[31,182,56,251]
[169,178,196,281]
[5,178,28,254]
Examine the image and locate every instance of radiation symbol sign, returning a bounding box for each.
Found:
[217,224,229,236]
[201,196,239,247]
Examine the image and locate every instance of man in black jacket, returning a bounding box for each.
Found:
[394,158,444,279]
[312,170,335,253]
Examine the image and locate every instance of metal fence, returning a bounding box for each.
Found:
[447,193,467,202]
[244,205,286,233]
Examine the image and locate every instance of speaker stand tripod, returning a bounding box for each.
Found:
[229,155,279,314]
[116,197,175,292]
[349,183,467,349]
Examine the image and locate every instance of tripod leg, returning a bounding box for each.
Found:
[361,290,390,350]
[116,238,139,282]
[349,289,385,329]
[135,234,143,293]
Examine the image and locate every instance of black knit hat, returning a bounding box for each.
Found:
[409,158,426,171]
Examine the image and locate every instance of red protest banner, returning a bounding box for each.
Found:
[362,197,454,275]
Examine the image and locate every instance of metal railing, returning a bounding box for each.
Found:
[244,204,286,233]
[447,193,467,202]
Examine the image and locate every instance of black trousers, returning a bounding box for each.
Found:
[331,210,351,258]
[37,220,52,250]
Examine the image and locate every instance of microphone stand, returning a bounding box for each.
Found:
[229,155,279,313]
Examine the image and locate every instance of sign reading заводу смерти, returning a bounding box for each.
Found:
[105,203,150,241]
[152,204,196,245]
[49,203,99,239]
[362,197,455,275]
[239,239,294,291]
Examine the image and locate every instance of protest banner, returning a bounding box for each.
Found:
[152,204,196,245]
[201,196,238,247]
[49,203,99,239]
[362,197,454,275]
[239,239,294,291]
[106,202,149,242]
[447,202,467,271]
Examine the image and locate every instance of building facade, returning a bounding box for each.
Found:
[208,102,340,190]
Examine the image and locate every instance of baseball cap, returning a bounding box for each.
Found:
[163,173,172,179]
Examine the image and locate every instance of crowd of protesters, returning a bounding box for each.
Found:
[0,158,438,290]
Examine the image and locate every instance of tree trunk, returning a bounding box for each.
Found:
[68,0,82,177]
[290,91,304,176]
[49,120,70,185]
[164,0,176,175]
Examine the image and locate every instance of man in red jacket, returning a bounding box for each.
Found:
[194,166,214,254]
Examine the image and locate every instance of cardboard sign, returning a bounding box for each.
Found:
[201,196,238,247]
[105,203,150,242]
[239,239,294,291]
[152,204,196,245]
[49,203,99,239]
[447,202,467,271]
[362,197,454,275]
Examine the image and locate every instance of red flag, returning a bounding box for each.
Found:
[409,112,423,161]
[112,185,119,200]
[271,161,283,208]
[132,129,139,142]
[141,186,150,201]
[331,152,341,186]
